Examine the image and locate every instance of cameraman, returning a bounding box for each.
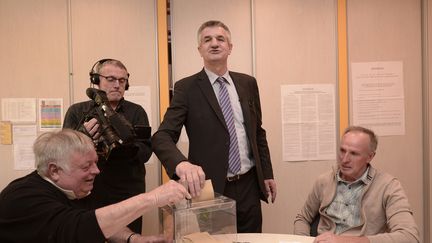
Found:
[63,58,151,234]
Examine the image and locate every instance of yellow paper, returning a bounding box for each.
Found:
[0,121,12,145]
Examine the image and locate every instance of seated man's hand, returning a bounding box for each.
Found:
[314,232,369,243]
[175,161,206,198]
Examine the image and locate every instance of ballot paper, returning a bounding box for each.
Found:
[192,179,215,202]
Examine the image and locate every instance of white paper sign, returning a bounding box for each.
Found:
[281,84,336,161]
[13,125,37,170]
[351,61,405,136]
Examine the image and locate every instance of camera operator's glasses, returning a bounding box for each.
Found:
[98,74,128,84]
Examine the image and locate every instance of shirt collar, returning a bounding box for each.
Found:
[38,171,86,200]
[204,68,230,85]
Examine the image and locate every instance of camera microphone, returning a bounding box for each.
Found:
[86,87,108,106]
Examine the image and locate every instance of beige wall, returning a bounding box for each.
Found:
[253,0,338,234]
[0,0,430,241]
[170,0,253,81]
[0,0,70,190]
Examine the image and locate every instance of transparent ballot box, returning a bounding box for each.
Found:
[161,193,237,242]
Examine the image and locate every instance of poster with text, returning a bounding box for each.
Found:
[351,61,405,136]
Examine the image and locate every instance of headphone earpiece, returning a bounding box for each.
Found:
[89,73,100,85]
[89,59,111,86]
[124,74,130,90]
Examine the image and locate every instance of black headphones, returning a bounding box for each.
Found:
[89,58,130,90]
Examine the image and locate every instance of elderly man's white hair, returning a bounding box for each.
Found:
[35,129,95,175]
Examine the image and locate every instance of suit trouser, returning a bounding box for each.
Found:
[223,167,262,233]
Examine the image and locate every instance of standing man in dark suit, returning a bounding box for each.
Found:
[152,20,277,233]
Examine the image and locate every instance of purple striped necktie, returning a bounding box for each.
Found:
[216,77,241,175]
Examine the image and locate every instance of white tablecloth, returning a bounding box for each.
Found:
[213,233,315,243]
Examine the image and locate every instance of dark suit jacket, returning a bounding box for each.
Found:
[152,69,274,202]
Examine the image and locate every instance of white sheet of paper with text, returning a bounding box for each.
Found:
[123,85,152,126]
[281,84,336,162]
[123,85,160,164]
[351,61,405,136]
[1,98,36,123]
[13,125,37,170]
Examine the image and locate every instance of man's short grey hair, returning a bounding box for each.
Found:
[343,126,378,153]
[34,129,95,175]
[95,59,128,73]
[197,20,232,45]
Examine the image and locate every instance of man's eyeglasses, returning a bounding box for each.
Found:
[98,74,128,84]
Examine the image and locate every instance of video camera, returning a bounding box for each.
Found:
[79,88,144,159]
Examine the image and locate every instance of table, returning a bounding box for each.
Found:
[213,233,315,243]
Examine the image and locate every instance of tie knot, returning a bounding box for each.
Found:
[217,76,228,85]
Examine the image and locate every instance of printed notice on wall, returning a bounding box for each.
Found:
[124,85,152,126]
[281,84,336,162]
[1,98,36,123]
[351,61,405,136]
[13,125,37,170]
[123,85,158,164]
[39,98,63,131]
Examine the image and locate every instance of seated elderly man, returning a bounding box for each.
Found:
[0,129,190,243]
[294,126,419,243]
